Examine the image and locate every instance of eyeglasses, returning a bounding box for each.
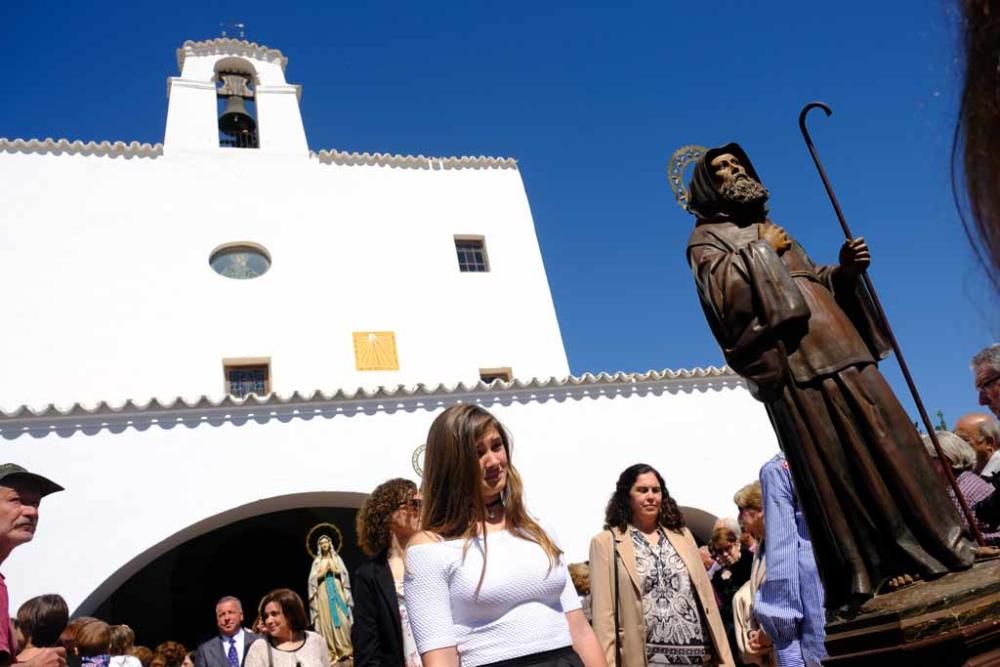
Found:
[978,374,1000,393]
[398,498,422,511]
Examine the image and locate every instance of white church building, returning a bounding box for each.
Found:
[0,38,778,643]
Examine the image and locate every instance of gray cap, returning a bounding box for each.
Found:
[0,464,63,497]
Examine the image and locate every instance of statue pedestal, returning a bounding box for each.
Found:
[824,559,1000,666]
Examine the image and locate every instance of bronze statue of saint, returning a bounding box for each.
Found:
[683,143,975,611]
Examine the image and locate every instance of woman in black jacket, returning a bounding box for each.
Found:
[351,478,422,667]
[708,522,753,666]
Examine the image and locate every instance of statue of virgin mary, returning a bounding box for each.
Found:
[308,533,353,663]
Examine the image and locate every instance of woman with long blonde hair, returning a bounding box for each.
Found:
[405,405,605,667]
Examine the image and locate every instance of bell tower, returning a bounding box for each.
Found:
[163,39,307,156]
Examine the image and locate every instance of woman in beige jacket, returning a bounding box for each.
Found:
[733,553,775,667]
[589,464,734,667]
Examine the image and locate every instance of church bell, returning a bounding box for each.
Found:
[218,95,256,136]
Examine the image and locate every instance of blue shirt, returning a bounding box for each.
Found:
[754,453,827,667]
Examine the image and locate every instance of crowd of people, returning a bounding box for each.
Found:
[4,343,998,667]
[12,607,194,667]
[4,0,999,663]
[4,2,1000,666]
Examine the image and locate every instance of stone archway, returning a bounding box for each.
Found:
[78,492,367,649]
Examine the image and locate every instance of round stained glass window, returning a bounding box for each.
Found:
[209,243,271,280]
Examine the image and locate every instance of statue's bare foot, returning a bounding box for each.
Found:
[884,573,920,592]
[974,546,1000,560]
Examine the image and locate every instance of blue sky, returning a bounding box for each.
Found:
[4,1,996,427]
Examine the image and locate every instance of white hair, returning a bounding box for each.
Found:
[983,418,1000,443]
[972,343,1000,372]
[922,430,977,471]
[712,516,740,535]
[215,596,243,612]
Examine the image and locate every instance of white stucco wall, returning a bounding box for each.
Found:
[0,40,568,410]
[0,149,568,410]
[2,374,778,614]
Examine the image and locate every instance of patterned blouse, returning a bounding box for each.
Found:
[630,526,712,665]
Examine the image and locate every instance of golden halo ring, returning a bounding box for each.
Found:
[667,144,707,212]
[306,522,344,559]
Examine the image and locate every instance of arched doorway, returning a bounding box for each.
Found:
[84,495,366,650]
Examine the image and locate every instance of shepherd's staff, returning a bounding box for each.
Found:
[798,101,985,546]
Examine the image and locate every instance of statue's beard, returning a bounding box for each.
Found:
[720,175,769,206]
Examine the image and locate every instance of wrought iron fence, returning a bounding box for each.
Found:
[220,131,259,149]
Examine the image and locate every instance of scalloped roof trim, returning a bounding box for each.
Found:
[177,38,288,71]
[0,139,511,168]
[0,366,737,421]
[313,149,517,170]
[0,138,163,159]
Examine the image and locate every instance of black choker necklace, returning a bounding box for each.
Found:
[486,496,504,519]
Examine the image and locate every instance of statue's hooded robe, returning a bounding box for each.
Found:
[685,143,974,610]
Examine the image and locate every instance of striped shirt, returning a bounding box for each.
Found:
[754,454,826,667]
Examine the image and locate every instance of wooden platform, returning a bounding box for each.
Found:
[824,559,1000,665]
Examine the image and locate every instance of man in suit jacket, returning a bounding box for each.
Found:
[194,597,260,667]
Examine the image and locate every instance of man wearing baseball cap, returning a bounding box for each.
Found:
[0,464,65,667]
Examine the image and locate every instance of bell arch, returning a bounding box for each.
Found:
[214,57,259,149]
[213,57,259,84]
[74,491,367,642]
[678,505,719,545]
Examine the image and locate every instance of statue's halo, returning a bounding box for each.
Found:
[306,522,344,558]
[667,145,707,212]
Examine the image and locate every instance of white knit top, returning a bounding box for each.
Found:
[404,528,581,667]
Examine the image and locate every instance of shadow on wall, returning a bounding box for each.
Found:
[78,491,367,649]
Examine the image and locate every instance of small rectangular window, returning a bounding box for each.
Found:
[455,237,489,272]
[480,367,513,384]
[223,359,271,398]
